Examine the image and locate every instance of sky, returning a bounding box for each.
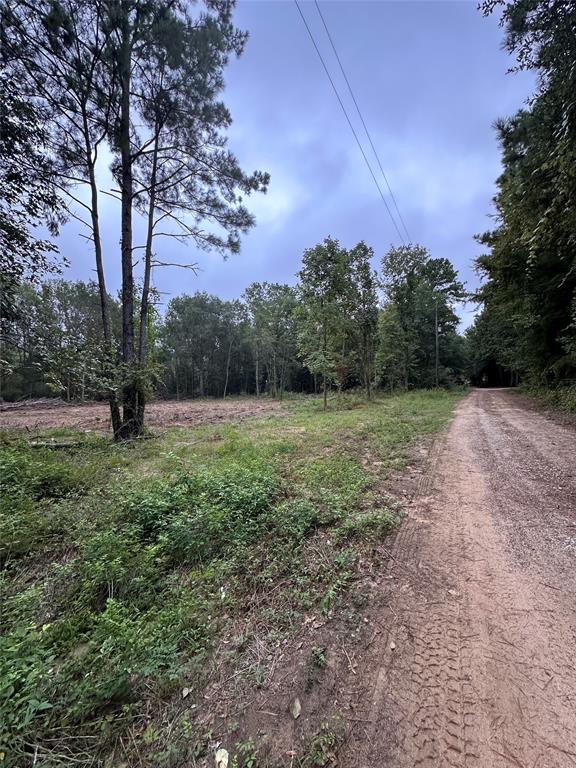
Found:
[60,0,535,328]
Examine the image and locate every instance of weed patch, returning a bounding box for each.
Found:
[0,390,461,766]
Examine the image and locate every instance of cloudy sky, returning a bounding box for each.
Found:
[62,0,535,327]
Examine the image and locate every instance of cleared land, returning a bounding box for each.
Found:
[0,397,285,432]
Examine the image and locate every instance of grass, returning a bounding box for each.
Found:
[0,389,462,767]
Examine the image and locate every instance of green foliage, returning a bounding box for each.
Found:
[243,282,301,398]
[378,245,466,390]
[310,646,327,669]
[0,626,54,760]
[0,73,63,287]
[1,280,121,402]
[520,384,576,414]
[296,237,380,406]
[232,738,259,768]
[474,1,576,387]
[299,717,345,767]
[305,646,327,692]
[3,250,466,404]
[319,553,355,616]
[334,507,397,541]
[0,444,92,560]
[0,390,461,765]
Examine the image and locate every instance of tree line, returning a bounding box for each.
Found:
[1,239,468,407]
[467,0,576,390]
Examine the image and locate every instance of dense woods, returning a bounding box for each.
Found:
[468,0,576,397]
[1,240,468,405]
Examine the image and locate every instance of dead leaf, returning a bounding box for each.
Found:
[290,697,301,719]
[215,748,229,768]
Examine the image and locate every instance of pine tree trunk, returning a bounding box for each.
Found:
[323,324,328,410]
[223,338,232,398]
[434,298,439,388]
[136,127,159,429]
[279,357,286,400]
[82,104,121,437]
[117,8,140,439]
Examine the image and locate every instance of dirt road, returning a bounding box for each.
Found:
[343,389,576,768]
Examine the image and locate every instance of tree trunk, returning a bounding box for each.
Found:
[223,337,233,398]
[136,126,160,428]
[279,356,286,400]
[434,298,439,388]
[117,8,140,439]
[173,359,179,400]
[363,333,372,401]
[323,324,328,410]
[82,104,121,437]
[255,345,260,397]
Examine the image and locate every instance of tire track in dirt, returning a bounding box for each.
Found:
[340,389,576,768]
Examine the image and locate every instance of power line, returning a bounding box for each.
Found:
[293,0,406,244]
[314,0,412,243]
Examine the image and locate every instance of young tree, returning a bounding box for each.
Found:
[296,237,351,410]
[348,242,379,399]
[376,304,408,392]
[243,282,299,398]
[221,300,246,399]
[380,245,465,388]
[380,245,428,388]
[420,257,466,386]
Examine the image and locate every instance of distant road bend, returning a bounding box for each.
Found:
[343,389,576,768]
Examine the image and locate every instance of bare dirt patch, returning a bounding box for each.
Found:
[0,397,286,433]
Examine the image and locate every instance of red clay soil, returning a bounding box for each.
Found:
[0,398,286,433]
[338,389,576,767]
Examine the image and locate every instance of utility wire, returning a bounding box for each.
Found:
[294,0,405,244]
[314,0,412,243]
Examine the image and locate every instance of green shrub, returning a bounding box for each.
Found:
[265,500,320,541]
[0,445,91,560]
[334,507,398,541]
[124,463,278,566]
[56,592,212,721]
[524,384,576,413]
[0,446,87,500]
[0,626,54,764]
